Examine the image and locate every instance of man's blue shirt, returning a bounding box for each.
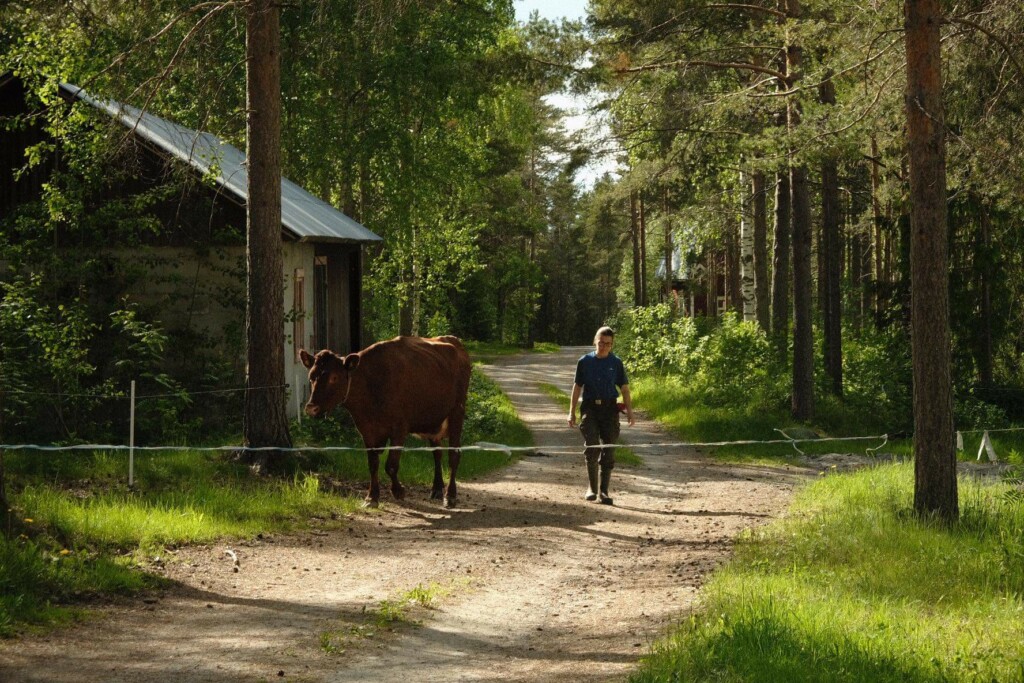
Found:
[574,352,628,401]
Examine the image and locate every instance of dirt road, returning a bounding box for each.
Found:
[0,347,805,682]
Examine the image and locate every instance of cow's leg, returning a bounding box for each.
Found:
[443,412,466,509]
[384,437,406,501]
[430,439,445,500]
[365,445,384,508]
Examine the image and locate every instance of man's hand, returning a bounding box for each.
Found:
[567,412,576,428]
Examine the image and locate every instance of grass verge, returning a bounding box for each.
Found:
[630,375,913,464]
[463,340,559,363]
[1,450,362,636]
[631,462,1024,683]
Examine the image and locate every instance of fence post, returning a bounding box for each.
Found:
[295,373,302,426]
[129,380,136,488]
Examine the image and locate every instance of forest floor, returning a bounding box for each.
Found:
[0,347,808,682]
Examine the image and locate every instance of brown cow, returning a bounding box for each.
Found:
[299,335,471,508]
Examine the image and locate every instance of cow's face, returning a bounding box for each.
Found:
[299,349,360,418]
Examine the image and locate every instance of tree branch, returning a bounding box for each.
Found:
[945,16,1024,83]
[617,59,786,81]
[705,3,785,19]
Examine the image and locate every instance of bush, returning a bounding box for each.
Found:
[614,303,700,375]
[688,313,787,408]
[841,327,913,424]
[617,308,786,409]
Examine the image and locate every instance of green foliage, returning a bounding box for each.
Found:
[632,464,1024,683]
[613,303,700,375]
[689,314,785,408]
[463,366,533,449]
[618,309,787,409]
[838,327,913,430]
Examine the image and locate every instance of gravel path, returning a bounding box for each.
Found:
[0,347,807,682]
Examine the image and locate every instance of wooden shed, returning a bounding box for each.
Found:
[1,75,382,416]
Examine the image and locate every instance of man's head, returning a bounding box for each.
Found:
[594,326,615,358]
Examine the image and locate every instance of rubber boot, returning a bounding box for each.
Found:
[599,467,614,505]
[585,460,599,501]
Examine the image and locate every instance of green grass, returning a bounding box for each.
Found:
[319,580,462,654]
[1,367,531,636]
[1,448,362,636]
[463,340,559,362]
[539,382,643,467]
[630,375,912,464]
[631,462,1024,683]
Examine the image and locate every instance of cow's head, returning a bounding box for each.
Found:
[299,349,361,418]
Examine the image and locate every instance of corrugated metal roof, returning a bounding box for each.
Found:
[59,83,381,244]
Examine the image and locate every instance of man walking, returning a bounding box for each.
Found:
[567,326,634,505]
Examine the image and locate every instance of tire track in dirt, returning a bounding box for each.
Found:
[0,347,807,682]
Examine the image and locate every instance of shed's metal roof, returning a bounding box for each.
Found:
[59,83,381,244]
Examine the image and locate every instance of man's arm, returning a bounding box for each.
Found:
[620,384,635,427]
[567,383,582,427]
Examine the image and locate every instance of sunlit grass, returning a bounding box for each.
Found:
[318,579,465,654]
[463,339,559,362]
[15,469,351,550]
[632,462,1024,683]
[630,375,912,464]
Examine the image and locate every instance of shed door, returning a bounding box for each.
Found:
[313,245,361,354]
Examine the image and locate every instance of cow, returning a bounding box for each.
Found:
[299,335,472,509]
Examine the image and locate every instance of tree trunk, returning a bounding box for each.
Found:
[663,188,674,306]
[740,170,756,321]
[727,224,742,316]
[771,171,791,356]
[0,390,9,537]
[820,75,842,396]
[905,0,957,522]
[850,229,864,331]
[870,136,884,323]
[707,250,719,318]
[752,172,770,331]
[630,191,642,307]
[770,6,791,357]
[787,0,813,421]
[639,193,649,306]
[790,164,814,420]
[243,0,292,463]
[976,201,993,387]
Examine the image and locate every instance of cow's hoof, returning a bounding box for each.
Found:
[430,489,444,500]
[362,499,379,509]
[443,497,456,509]
[392,486,406,500]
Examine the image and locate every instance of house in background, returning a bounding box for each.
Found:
[655,243,727,318]
[1,74,382,416]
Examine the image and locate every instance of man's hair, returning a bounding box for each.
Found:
[594,326,615,343]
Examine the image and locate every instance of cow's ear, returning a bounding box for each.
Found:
[299,349,314,369]
[343,354,360,371]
